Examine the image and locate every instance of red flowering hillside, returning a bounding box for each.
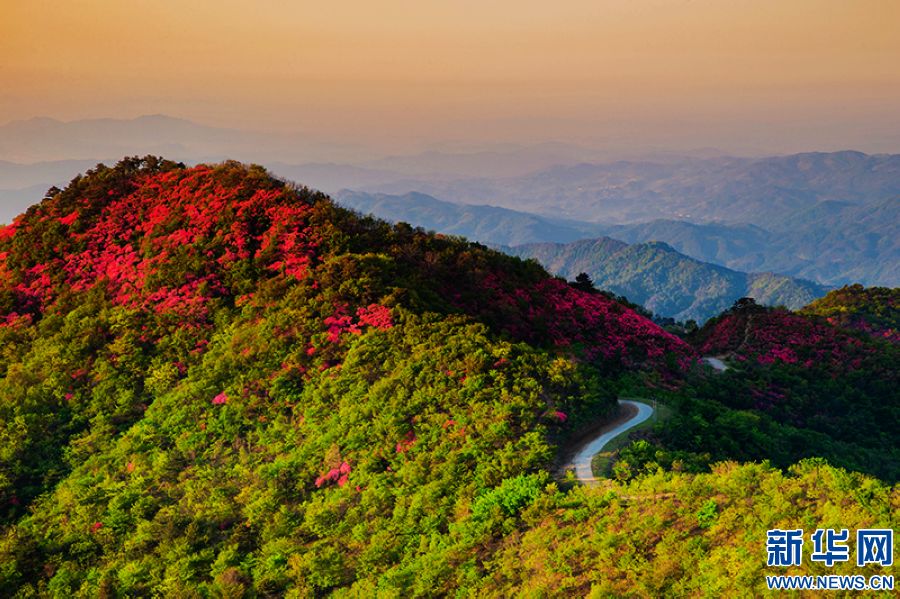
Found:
[0,157,693,374]
[0,157,707,595]
[653,298,900,482]
[696,306,877,371]
[0,158,321,322]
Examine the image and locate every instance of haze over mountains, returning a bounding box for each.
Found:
[338,191,828,322]
[1,115,897,305]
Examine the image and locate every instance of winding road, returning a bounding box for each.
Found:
[572,399,654,485]
[570,358,723,485]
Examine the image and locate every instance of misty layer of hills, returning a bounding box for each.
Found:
[335,183,897,290]
[366,151,900,226]
[0,115,896,309]
[337,191,828,322]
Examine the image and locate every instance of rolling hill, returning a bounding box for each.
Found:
[336,190,606,246]
[0,158,895,596]
[505,238,828,322]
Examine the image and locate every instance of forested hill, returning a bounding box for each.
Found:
[506,238,827,322]
[801,284,899,342]
[0,158,895,596]
[0,157,696,595]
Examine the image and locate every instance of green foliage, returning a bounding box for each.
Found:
[801,284,899,341]
[473,461,898,597]
[696,499,718,529]
[0,158,894,596]
[471,473,548,521]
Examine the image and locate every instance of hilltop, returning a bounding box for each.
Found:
[801,284,899,342]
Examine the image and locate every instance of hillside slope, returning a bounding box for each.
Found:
[0,159,895,596]
[0,158,699,595]
[506,238,827,322]
[801,284,899,342]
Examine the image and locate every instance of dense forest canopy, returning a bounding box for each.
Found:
[0,158,895,596]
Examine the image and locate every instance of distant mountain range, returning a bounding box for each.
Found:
[504,239,828,322]
[366,151,900,229]
[337,187,898,288]
[0,117,896,288]
[337,191,829,322]
[336,190,606,246]
[602,198,899,287]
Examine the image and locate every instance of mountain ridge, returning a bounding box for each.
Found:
[337,190,830,321]
[506,238,829,322]
[338,187,898,287]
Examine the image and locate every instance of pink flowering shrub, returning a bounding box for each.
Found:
[324,303,393,343]
[356,304,393,330]
[395,431,417,454]
[447,274,696,374]
[315,461,352,488]
[58,211,78,226]
[699,309,875,372]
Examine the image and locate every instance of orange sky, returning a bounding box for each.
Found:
[2,0,900,152]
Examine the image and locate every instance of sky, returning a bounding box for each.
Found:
[2,0,900,154]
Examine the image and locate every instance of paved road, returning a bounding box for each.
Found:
[573,399,654,485]
[702,356,728,371]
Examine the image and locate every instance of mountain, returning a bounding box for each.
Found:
[505,238,828,322]
[600,219,774,266]
[368,151,900,228]
[605,198,900,287]
[337,190,606,246]
[0,158,894,596]
[338,186,898,288]
[358,151,900,287]
[336,191,827,321]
